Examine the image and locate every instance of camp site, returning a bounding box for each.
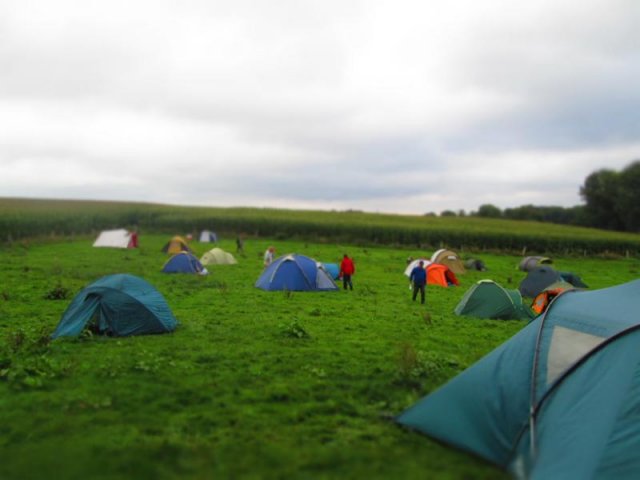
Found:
[1,198,640,479]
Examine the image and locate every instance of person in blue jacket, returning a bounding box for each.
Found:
[409,260,427,304]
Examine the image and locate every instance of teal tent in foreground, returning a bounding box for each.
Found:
[52,274,178,338]
[455,280,533,320]
[397,279,640,479]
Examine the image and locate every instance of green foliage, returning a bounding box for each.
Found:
[580,160,640,232]
[43,283,72,300]
[474,204,502,218]
[279,319,310,339]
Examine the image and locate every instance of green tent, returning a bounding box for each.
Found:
[455,280,533,320]
[398,279,640,479]
[52,274,178,338]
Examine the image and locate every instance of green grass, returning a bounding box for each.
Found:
[1,234,639,479]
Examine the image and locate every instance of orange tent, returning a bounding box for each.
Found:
[426,263,459,287]
[531,281,575,314]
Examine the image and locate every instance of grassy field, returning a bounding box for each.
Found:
[1,233,639,479]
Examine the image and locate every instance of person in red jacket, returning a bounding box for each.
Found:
[339,254,355,290]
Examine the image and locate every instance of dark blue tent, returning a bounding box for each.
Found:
[162,252,206,274]
[52,274,178,338]
[519,265,562,297]
[397,279,640,479]
[256,254,338,291]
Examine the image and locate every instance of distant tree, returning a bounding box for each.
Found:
[616,160,640,232]
[457,209,466,217]
[423,212,437,217]
[580,168,624,230]
[503,204,585,225]
[440,210,457,217]
[476,204,502,218]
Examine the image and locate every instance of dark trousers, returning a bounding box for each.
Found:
[412,283,425,304]
[343,274,353,290]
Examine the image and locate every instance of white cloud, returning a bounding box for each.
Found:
[0,0,638,214]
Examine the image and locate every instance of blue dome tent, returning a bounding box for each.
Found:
[397,279,640,479]
[256,254,338,291]
[162,252,207,274]
[52,274,178,338]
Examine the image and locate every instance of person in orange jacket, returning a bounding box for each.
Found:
[339,254,355,290]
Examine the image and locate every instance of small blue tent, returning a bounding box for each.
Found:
[52,274,178,338]
[321,262,340,280]
[256,254,338,291]
[397,279,640,479]
[162,252,206,274]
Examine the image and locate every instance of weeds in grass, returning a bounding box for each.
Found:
[395,342,460,388]
[279,320,310,339]
[303,365,327,378]
[216,281,229,296]
[0,328,68,390]
[51,261,63,275]
[43,283,72,300]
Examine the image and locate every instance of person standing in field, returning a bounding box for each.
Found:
[263,246,275,268]
[409,260,427,304]
[339,254,355,290]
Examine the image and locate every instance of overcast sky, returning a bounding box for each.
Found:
[1,0,638,215]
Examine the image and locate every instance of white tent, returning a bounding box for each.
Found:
[201,248,237,265]
[199,230,217,242]
[404,259,432,277]
[93,229,135,248]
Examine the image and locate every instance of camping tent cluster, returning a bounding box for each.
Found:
[56,234,241,338]
[58,234,344,338]
[519,265,587,298]
[397,279,640,479]
[256,254,338,291]
[404,257,460,288]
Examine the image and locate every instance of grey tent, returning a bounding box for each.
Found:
[464,258,487,271]
[519,256,552,272]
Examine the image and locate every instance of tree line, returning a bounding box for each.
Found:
[437,160,640,233]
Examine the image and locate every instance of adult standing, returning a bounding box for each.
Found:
[409,260,427,304]
[339,254,355,290]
